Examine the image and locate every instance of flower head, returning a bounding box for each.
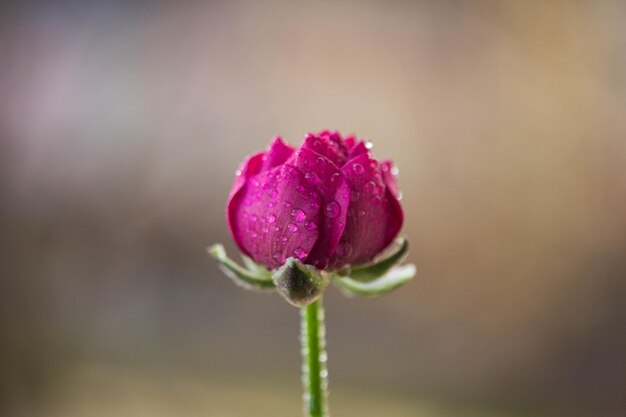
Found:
[227,131,403,271]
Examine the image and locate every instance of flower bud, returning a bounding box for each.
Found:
[227,131,403,271]
[272,258,329,307]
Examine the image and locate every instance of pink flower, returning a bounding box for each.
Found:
[227,131,403,270]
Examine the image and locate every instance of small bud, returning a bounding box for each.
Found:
[272,258,329,307]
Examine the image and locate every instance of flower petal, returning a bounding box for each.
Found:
[261,136,294,172]
[227,164,322,269]
[301,133,348,167]
[331,153,403,267]
[228,152,265,201]
[380,160,400,198]
[348,140,369,159]
[289,147,350,269]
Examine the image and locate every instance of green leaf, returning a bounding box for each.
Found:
[333,263,416,297]
[348,237,409,282]
[208,244,275,291]
[241,254,272,278]
[272,258,329,307]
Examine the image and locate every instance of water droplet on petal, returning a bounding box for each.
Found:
[235,169,242,176]
[391,166,399,176]
[287,223,298,232]
[365,181,376,193]
[269,190,278,198]
[325,201,340,218]
[365,140,373,149]
[336,242,353,258]
[330,172,341,184]
[273,251,285,264]
[284,201,292,208]
[250,214,258,222]
[350,191,360,202]
[309,201,320,211]
[251,231,258,238]
[359,210,366,216]
[371,196,381,206]
[296,185,305,192]
[316,156,325,166]
[281,236,288,242]
[305,172,320,185]
[315,259,329,270]
[294,247,307,259]
[381,164,389,173]
[291,209,306,222]
[267,214,276,224]
[305,221,318,231]
[352,163,364,175]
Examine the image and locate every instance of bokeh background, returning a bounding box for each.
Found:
[1,1,625,416]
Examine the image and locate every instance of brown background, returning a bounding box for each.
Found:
[1,1,625,416]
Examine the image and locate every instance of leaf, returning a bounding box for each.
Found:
[241,254,272,278]
[348,237,409,282]
[333,263,416,297]
[208,244,275,291]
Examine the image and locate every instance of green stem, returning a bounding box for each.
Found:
[301,298,328,417]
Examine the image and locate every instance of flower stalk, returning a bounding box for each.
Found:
[301,298,328,417]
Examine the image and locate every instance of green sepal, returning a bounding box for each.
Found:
[333,263,416,297]
[241,254,272,278]
[208,244,275,291]
[272,258,329,307]
[347,237,409,282]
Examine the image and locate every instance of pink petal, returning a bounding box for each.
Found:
[261,136,295,172]
[301,133,348,167]
[227,164,322,269]
[380,160,400,198]
[228,152,265,201]
[348,140,369,160]
[289,147,350,269]
[331,153,403,267]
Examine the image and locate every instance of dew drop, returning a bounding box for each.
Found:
[350,191,360,202]
[364,181,376,193]
[281,236,288,242]
[273,252,285,264]
[330,172,341,184]
[267,214,276,224]
[269,189,278,198]
[294,247,307,259]
[305,172,320,185]
[235,169,242,176]
[359,210,366,216]
[309,201,320,211]
[325,201,340,218]
[250,214,258,222]
[296,185,305,192]
[287,223,299,232]
[381,164,389,173]
[316,156,325,166]
[315,259,329,270]
[365,140,373,149]
[251,231,258,238]
[352,163,364,175]
[305,221,318,231]
[284,201,292,208]
[391,166,399,176]
[337,242,353,258]
[291,209,306,222]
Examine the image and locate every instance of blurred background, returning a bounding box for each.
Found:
[1,1,625,416]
